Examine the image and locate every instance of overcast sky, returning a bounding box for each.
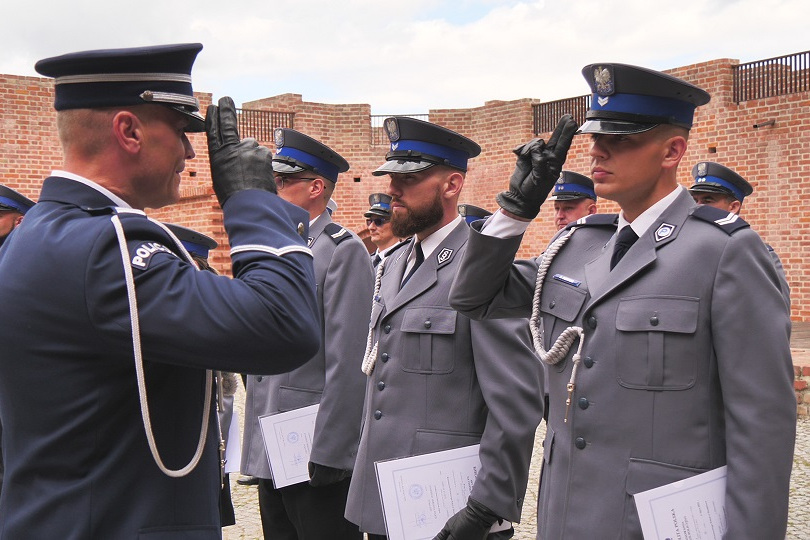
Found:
[1,0,807,114]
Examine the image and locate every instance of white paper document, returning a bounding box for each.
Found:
[224,409,241,474]
[634,465,727,540]
[258,403,320,488]
[375,444,511,540]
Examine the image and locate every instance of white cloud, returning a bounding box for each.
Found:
[1,0,807,113]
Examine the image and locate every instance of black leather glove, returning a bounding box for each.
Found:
[205,96,276,206]
[496,114,578,219]
[308,461,351,487]
[433,498,502,540]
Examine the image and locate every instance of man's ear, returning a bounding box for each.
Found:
[730,199,742,215]
[111,111,142,155]
[661,133,688,171]
[443,170,465,199]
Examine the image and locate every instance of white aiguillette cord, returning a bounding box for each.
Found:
[530,226,585,422]
[111,214,212,477]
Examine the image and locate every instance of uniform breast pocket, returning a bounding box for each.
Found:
[615,295,699,390]
[400,307,456,374]
[539,280,588,373]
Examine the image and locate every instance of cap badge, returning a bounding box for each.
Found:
[654,223,676,242]
[593,66,615,96]
[274,128,285,148]
[437,247,453,265]
[384,117,400,142]
[697,162,708,177]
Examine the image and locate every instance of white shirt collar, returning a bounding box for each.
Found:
[414,215,463,261]
[52,170,132,209]
[617,186,684,237]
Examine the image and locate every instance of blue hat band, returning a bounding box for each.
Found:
[554,183,596,199]
[276,147,340,182]
[390,139,469,171]
[695,175,746,201]
[590,92,696,128]
[372,202,391,211]
[0,196,30,214]
[180,240,210,259]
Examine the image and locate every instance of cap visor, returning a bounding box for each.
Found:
[688,184,732,195]
[577,119,658,135]
[364,209,390,218]
[272,161,306,175]
[372,159,435,176]
[550,193,590,201]
[170,107,205,132]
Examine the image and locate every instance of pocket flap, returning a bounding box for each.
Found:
[616,296,699,333]
[401,307,456,334]
[539,280,588,323]
[277,386,322,412]
[625,457,708,495]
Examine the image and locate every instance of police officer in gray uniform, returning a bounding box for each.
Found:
[450,64,795,538]
[345,117,543,540]
[241,128,372,539]
[689,160,790,308]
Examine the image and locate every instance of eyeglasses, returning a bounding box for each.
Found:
[275,176,317,190]
[366,217,389,227]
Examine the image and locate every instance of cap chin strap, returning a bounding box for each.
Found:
[111,214,212,477]
[530,227,585,422]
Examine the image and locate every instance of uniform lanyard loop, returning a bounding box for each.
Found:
[111,214,213,477]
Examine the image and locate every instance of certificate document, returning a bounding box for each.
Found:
[375,444,511,540]
[258,404,320,488]
[634,465,727,540]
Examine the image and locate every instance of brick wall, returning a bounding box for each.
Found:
[2,57,808,311]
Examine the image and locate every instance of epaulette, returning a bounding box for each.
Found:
[689,205,750,235]
[324,222,352,245]
[564,213,618,230]
[387,237,412,254]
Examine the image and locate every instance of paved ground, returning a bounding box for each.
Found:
[224,328,810,539]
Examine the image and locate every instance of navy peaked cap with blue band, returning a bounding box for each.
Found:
[579,63,710,135]
[272,128,349,183]
[690,161,753,202]
[373,116,481,176]
[0,185,35,214]
[34,43,205,132]
[458,203,492,224]
[365,193,392,218]
[165,223,217,259]
[550,171,596,201]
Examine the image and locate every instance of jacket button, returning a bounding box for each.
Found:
[583,356,594,368]
[381,352,390,363]
[578,397,589,410]
[575,437,586,450]
[256,376,263,382]
[384,324,392,334]
[374,410,382,420]
[424,320,432,329]
[549,300,556,309]
[650,316,660,326]
[587,316,597,329]
[377,381,385,391]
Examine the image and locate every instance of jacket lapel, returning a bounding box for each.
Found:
[585,190,694,309]
[307,211,330,248]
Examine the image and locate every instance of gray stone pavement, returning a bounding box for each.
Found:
[222,379,810,539]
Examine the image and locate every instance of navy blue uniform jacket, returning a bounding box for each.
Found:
[0,177,319,539]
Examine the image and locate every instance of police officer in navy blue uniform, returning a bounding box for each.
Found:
[0,184,35,246]
[0,184,34,499]
[0,43,320,538]
[688,161,790,308]
[451,63,795,538]
[241,128,372,540]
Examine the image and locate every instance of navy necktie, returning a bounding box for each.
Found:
[610,226,638,270]
[401,242,424,287]
[372,253,382,268]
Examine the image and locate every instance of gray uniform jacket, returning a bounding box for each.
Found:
[345,220,544,535]
[242,211,374,477]
[449,190,796,540]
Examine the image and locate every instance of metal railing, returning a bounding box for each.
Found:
[236,108,295,142]
[532,95,590,135]
[733,50,810,103]
[370,114,429,145]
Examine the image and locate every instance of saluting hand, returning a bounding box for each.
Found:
[205,96,277,207]
[496,114,578,220]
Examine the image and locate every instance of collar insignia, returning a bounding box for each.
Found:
[654,223,676,242]
[437,247,453,265]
